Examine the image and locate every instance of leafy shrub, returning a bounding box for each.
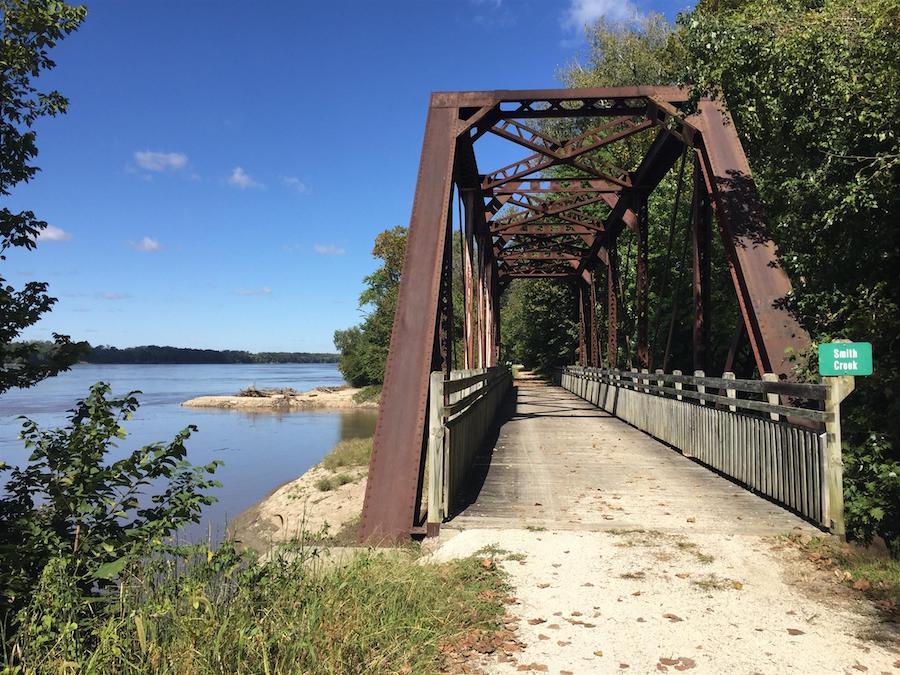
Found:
[0,383,220,644]
[843,435,900,557]
[351,384,382,404]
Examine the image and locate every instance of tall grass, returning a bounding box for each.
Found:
[5,543,508,673]
[321,437,372,471]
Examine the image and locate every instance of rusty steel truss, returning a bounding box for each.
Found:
[359,87,810,542]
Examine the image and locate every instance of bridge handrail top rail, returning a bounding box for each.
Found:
[565,365,826,400]
[434,366,511,418]
[443,366,507,394]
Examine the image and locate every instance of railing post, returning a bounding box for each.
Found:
[823,375,854,536]
[426,371,445,535]
[762,372,779,421]
[673,369,683,401]
[694,370,706,405]
[641,368,650,393]
[655,368,664,397]
[723,371,737,412]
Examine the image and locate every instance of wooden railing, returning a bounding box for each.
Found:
[426,366,512,530]
[559,366,848,532]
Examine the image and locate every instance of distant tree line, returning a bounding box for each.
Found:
[82,345,338,364]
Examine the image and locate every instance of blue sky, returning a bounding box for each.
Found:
[8,0,693,353]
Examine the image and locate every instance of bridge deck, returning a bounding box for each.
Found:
[448,379,819,535]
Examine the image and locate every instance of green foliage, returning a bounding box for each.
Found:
[0,0,88,395]
[679,0,900,549]
[0,383,220,623]
[501,279,578,373]
[842,436,900,557]
[3,543,509,673]
[334,226,407,386]
[351,383,382,404]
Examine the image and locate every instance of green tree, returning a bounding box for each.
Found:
[334,226,407,386]
[1,0,88,394]
[680,0,900,551]
[501,279,578,373]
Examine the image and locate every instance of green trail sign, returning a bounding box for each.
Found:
[818,342,873,376]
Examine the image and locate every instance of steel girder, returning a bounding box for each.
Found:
[359,87,811,543]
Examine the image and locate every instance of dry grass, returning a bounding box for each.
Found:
[321,437,373,471]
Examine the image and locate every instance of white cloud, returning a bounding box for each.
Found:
[562,0,640,31]
[281,176,308,193]
[38,225,72,242]
[313,244,346,256]
[227,166,262,189]
[130,236,161,252]
[134,150,188,172]
[98,292,130,301]
[236,287,272,296]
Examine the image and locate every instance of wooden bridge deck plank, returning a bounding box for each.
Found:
[449,380,820,535]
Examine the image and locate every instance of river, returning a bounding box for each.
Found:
[0,363,377,541]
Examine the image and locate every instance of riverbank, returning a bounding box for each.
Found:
[228,436,373,551]
[182,385,378,411]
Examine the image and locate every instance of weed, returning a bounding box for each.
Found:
[692,574,743,591]
[3,543,509,673]
[322,437,373,471]
[524,525,547,532]
[315,476,335,492]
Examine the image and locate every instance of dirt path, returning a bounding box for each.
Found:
[431,379,898,672]
[431,528,899,674]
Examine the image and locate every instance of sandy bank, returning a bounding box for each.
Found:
[182,386,377,411]
[228,457,367,552]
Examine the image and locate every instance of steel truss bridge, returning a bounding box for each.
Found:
[358,87,828,543]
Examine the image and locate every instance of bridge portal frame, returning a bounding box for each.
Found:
[359,87,810,543]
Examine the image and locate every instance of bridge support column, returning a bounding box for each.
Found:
[691,152,712,374]
[589,271,600,367]
[606,233,619,368]
[635,191,651,370]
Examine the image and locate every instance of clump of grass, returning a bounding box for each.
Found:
[316,476,335,491]
[322,437,373,471]
[692,574,743,591]
[352,385,382,404]
[524,525,546,532]
[674,538,715,564]
[5,543,509,673]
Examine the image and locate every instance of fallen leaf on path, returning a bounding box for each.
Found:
[583,581,594,587]
[557,640,571,646]
[619,664,630,669]
[851,663,867,672]
[537,583,550,588]
[632,591,642,596]
[594,650,604,656]
[547,623,560,630]
[686,517,696,523]
[537,634,549,640]
[675,573,690,579]
[786,628,805,636]
[527,618,545,625]
[571,611,582,616]
[663,613,684,622]
[852,578,871,591]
